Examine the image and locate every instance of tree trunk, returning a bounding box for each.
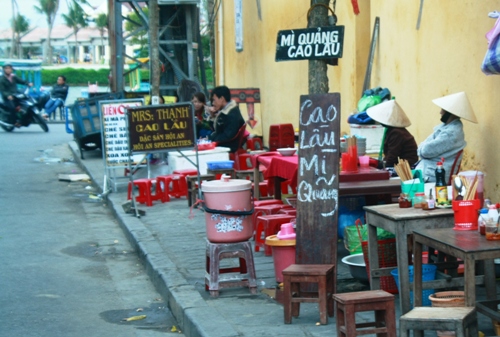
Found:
[308,0,330,94]
[10,0,16,58]
[47,25,53,65]
[149,0,160,99]
[207,0,216,86]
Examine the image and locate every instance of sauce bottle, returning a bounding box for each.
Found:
[478,208,488,235]
[435,161,448,205]
[427,189,435,210]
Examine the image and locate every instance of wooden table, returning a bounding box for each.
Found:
[252,154,399,200]
[364,204,455,314]
[413,228,498,308]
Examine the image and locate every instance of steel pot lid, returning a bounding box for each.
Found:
[201,177,252,193]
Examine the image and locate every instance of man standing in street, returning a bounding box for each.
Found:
[43,75,69,119]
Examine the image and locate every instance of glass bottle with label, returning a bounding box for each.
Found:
[435,161,448,205]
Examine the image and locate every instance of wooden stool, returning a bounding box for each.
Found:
[283,264,335,325]
[399,307,478,337]
[205,240,257,297]
[254,214,295,255]
[333,290,396,337]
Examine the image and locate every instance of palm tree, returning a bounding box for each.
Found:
[35,0,59,65]
[62,0,87,63]
[124,8,149,57]
[95,13,108,63]
[11,14,30,58]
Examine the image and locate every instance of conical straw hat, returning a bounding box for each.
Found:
[432,92,477,124]
[366,100,411,127]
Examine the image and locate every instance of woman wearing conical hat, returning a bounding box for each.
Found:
[366,99,418,168]
[416,92,477,183]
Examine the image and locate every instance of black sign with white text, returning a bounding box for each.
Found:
[275,26,344,62]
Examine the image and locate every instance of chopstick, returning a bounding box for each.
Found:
[465,174,478,201]
[394,158,413,181]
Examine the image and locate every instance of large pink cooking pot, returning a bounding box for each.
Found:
[201,176,254,243]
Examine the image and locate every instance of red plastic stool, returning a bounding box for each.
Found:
[156,174,188,199]
[246,137,264,151]
[173,169,198,178]
[254,214,295,255]
[205,240,257,297]
[252,182,270,197]
[281,179,298,194]
[127,178,162,207]
[278,208,297,216]
[253,199,284,207]
[252,204,294,233]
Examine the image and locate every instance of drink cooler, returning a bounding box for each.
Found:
[202,178,253,243]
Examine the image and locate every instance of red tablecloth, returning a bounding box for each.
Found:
[258,155,389,188]
[251,152,395,200]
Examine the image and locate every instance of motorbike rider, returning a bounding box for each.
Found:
[0,63,33,126]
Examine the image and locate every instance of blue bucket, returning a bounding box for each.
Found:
[391,264,437,307]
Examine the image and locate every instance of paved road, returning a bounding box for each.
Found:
[0,123,184,337]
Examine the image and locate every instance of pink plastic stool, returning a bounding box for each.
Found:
[156,174,188,199]
[127,178,162,207]
[254,214,296,255]
[205,240,257,297]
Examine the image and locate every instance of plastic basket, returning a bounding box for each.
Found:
[391,264,437,307]
[452,199,481,230]
[361,239,399,294]
[206,161,234,170]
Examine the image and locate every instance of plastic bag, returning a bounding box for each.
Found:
[357,94,381,112]
[482,17,500,75]
[343,221,395,254]
[347,111,375,125]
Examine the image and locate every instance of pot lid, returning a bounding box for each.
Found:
[201,177,252,192]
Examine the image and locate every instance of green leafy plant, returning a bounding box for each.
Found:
[41,68,110,86]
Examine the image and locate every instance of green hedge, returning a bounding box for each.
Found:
[41,68,111,86]
[40,67,213,87]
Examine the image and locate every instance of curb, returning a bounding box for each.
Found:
[68,141,238,337]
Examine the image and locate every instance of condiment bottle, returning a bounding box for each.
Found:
[478,208,488,235]
[435,161,448,204]
[487,205,499,224]
[413,192,425,208]
[427,190,435,210]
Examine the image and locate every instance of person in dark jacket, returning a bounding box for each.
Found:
[0,63,32,125]
[208,86,245,152]
[43,75,69,119]
[366,99,418,168]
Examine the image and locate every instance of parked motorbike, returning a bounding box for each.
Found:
[0,88,49,132]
